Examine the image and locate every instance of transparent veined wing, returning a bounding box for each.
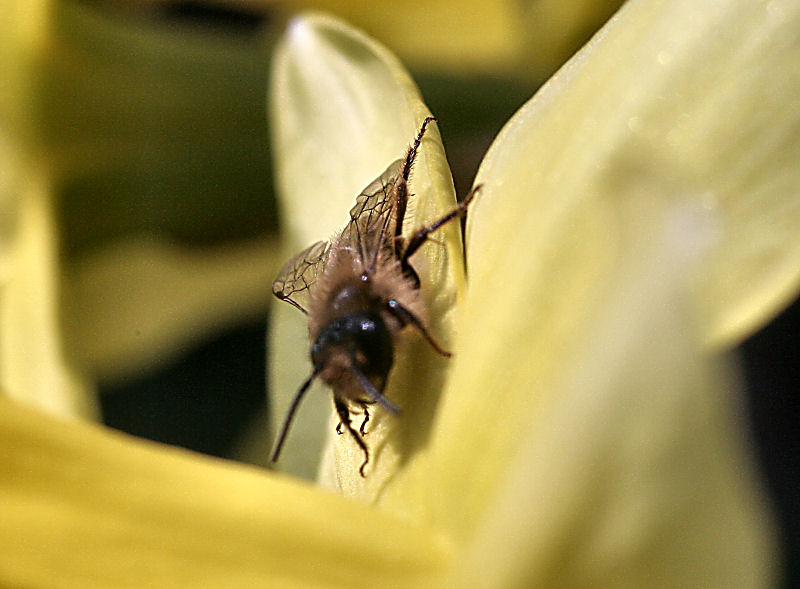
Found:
[343,158,404,270]
[272,240,330,314]
[274,157,404,313]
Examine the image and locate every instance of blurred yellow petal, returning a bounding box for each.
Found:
[62,235,278,383]
[0,395,452,587]
[448,206,776,586]
[0,147,94,418]
[407,0,788,581]
[469,0,800,351]
[269,13,464,494]
[284,0,625,77]
[286,0,523,75]
[2,0,278,392]
[521,0,624,75]
[0,2,94,418]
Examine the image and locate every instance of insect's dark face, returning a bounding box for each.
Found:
[311,311,394,395]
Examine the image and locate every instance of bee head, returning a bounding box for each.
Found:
[311,312,394,395]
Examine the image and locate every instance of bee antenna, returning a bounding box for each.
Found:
[269,371,317,465]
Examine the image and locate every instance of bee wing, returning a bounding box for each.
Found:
[274,158,403,313]
[272,240,331,314]
[343,158,404,268]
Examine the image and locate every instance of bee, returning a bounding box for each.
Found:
[269,117,478,476]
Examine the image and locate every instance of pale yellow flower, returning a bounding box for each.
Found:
[2,0,798,585]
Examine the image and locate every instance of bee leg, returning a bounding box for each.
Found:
[386,299,451,357]
[336,421,343,435]
[394,246,421,289]
[357,402,371,435]
[334,396,370,477]
[394,117,437,254]
[401,117,436,182]
[400,184,481,277]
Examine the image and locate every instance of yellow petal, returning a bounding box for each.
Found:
[472,0,800,350]
[411,0,785,581]
[269,13,464,498]
[0,2,94,418]
[520,0,625,76]
[0,151,94,418]
[449,207,776,586]
[0,395,452,587]
[2,0,278,386]
[62,235,278,383]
